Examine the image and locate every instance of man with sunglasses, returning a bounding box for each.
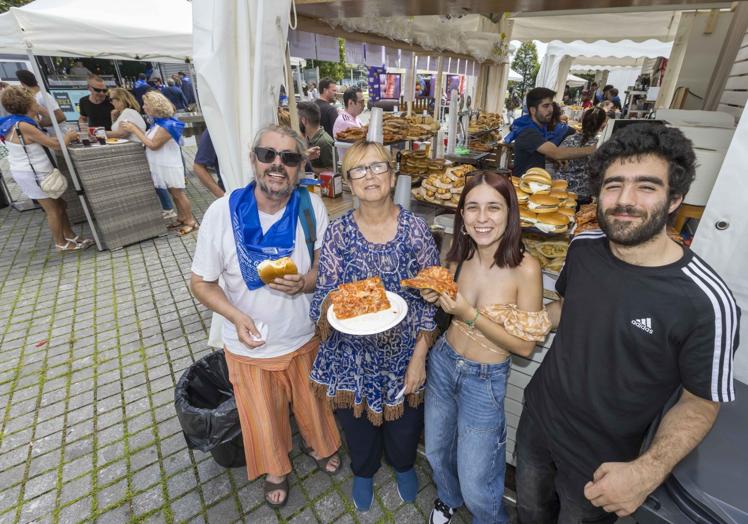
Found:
[78,75,114,130]
[191,125,341,509]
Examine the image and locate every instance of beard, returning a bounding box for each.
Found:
[256,164,293,200]
[598,199,670,246]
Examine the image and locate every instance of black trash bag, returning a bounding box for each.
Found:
[174,350,246,467]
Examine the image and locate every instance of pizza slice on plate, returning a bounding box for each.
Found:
[401,266,457,298]
[330,276,392,320]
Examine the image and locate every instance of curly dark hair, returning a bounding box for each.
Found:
[588,124,696,202]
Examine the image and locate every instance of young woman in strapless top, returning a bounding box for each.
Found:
[421,171,550,524]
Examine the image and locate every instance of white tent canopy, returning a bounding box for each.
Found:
[0,0,192,62]
[536,40,672,99]
[566,74,587,87]
[326,14,514,63]
[510,10,685,43]
[508,69,522,82]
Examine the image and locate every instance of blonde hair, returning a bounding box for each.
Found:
[143,91,175,118]
[109,87,140,113]
[340,141,392,180]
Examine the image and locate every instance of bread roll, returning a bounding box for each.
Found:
[258,257,298,284]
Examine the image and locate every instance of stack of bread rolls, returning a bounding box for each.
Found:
[415,164,476,207]
[512,168,577,235]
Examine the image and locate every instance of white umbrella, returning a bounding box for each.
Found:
[192,0,292,346]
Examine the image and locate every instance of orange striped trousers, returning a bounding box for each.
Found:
[224,337,341,479]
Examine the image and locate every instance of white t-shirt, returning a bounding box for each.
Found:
[35,91,61,135]
[111,108,146,142]
[191,190,329,358]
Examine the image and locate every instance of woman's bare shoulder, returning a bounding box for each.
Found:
[517,252,542,278]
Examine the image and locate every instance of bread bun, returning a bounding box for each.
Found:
[515,187,530,204]
[557,207,576,219]
[524,167,552,182]
[535,212,569,233]
[511,176,521,187]
[527,194,560,214]
[519,207,538,227]
[549,189,569,202]
[258,257,298,284]
[551,179,568,191]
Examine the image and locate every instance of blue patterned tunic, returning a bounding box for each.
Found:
[310,208,439,422]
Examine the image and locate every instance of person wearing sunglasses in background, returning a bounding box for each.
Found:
[190,125,341,510]
[78,75,114,130]
[309,141,439,512]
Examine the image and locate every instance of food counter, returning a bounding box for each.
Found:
[62,142,167,250]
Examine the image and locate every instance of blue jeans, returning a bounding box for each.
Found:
[155,187,173,210]
[425,336,510,524]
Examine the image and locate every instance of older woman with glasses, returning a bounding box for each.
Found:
[309,141,440,512]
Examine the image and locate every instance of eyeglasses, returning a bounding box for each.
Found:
[253,147,303,167]
[347,161,390,180]
[90,87,108,94]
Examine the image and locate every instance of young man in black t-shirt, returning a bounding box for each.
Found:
[516,125,740,523]
[512,87,595,176]
[314,78,339,138]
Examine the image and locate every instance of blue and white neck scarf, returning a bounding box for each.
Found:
[0,114,40,138]
[229,182,301,290]
[153,117,185,144]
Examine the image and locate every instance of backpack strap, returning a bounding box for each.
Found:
[296,186,317,263]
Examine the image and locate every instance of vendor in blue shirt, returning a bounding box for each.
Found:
[193,130,225,198]
[505,88,596,177]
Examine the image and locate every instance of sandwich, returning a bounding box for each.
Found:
[515,187,530,205]
[258,257,298,284]
[557,207,576,220]
[535,212,570,234]
[511,176,521,188]
[527,194,560,214]
[520,167,552,194]
[549,189,569,203]
[519,207,538,228]
[551,179,568,191]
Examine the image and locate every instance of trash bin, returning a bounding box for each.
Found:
[174,350,246,468]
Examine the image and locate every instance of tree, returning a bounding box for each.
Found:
[315,38,347,82]
[0,0,30,13]
[512,41,540,97]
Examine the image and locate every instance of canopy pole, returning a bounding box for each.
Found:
[188,63,202,113]
[112,60,123,86]
[407,52,417,116]
[27,48,103,251]
[284,44,300,134]
[433,56,444,121]
[495,14,514,117]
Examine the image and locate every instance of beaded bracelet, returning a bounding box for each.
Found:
[466,309,481,330]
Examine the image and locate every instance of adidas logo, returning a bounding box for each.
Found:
[631,318,653,334]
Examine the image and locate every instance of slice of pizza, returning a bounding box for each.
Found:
[331,276,392,320]
[401,266,458,298]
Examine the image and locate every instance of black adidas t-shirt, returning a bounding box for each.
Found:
[525,231,740,491]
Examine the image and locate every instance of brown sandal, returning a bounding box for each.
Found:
[177,223,199,236]
[300,444,341,476]
[263,476,289,508]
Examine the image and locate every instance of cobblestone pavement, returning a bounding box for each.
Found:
[0,164,516,524]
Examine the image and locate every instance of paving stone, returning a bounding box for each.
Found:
[313,491,345,522]
[245,504,279,523]
[132,462,163,491]
[60,473,92,505]
[279,486,309,519]
[395,502,423,522]
[94,504,132,524]
[63,436,93,462]
[415,483,438,516]
[334,513,355,524]
[98,441,126,466]
[61,453,93,482]
[163,449,194,476]
[378,479,404,512]
[18,491,56,524]
[142,509,168,524]
[205,496,239,524]
[290,508,317,523]
[301,470,332,501]
[130,446,159,472]
[200,473,233,506]
[58,496,92,524]
[97,476,129,510]
[167,469,198,500]
[23,469,57,500]
[132,487,164,517]
[65,417,94,444]
[170,491,203,522]
[96,459,128,487]
[355,498,385,524]
[0,483,22,514]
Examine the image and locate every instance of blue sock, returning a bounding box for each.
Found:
[352,475,373,511]
[395,468,418,502]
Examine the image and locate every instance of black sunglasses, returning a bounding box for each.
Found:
[253,147,303,167]
[90,87,107,93]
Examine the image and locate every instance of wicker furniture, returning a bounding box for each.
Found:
[66,142,166,250]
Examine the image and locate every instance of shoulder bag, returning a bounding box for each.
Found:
[15,123,68,199]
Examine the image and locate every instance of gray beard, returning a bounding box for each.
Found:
[256,167,293,200]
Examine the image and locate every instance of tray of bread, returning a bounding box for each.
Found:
[523,234,569,274]
[513,168,576,237]
[413,164,476,208]
[335,126,368,142]
[399,150,446,179]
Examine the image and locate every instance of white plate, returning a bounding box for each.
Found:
[327,290,408,336]
[106,138,129,145]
